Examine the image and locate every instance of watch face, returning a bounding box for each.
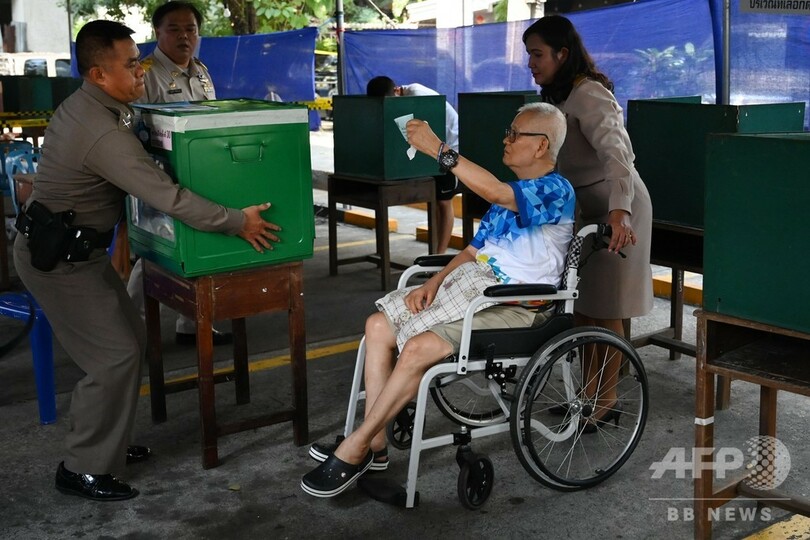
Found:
[440,149,459,171]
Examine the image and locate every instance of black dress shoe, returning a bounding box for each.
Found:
[126,445,151,464]
[175,329,234,346]
[55,462,138,501]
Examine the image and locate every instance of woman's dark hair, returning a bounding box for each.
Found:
[75,20,135,76]
[152,1,203,29]
[522,15,613,103]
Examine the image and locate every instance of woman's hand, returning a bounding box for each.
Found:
[238,202,282,252]
[406,119,443,158]
[607,209,636,253]
[404,278,441,314]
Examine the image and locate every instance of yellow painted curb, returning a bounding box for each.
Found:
[743,514,810,539]
[415,225,466,250]
[343,209,398,232]
[139,339,361,397]
[652,272,703,306]
[406,194,464,217]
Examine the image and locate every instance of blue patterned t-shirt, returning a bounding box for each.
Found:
[470,171,575,285]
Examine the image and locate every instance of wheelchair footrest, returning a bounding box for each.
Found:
[357,477,418,508]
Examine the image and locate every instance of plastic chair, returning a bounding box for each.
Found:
[0,140,35,196]
[1,151,121,425]
[0,146,56,424]
[0,293,55,424]
[5,148,40,213]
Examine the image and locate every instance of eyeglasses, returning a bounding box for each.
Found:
[505,127,548,144]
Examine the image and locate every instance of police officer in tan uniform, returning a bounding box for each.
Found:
[13,20,281,501]
[138,1,215,103]
[126,1,228,345]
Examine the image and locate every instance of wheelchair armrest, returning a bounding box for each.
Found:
[413,254,455,267]
[483,283,558,297]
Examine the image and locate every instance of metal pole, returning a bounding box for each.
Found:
[336,0,345,95]
[721,0,730,105]
[66,0,72,44]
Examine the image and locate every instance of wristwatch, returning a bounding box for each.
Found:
[438,148,460,172]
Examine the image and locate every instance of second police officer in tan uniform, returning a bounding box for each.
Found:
[126,1,230,345]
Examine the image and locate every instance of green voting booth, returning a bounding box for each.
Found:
[128,99,314,277]
[627,97,805,229]
[458,91,542,182]
[703,132,810,335]
[332,95,445,180]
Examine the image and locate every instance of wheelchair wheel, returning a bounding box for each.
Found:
[387,401,417,450]
[457,453,494,510]
[430,372,509,427]
[510,327,648,490]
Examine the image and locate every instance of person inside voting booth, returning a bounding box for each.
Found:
[13,20,281,502]
[127,0,232,346]
[366,76,460,255]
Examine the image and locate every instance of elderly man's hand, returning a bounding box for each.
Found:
[404,278,441,314]
[238,202,282,252]
[406,119,443,158]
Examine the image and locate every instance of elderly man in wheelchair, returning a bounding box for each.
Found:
[302,102,648,507]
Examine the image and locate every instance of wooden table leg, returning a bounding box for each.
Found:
[670,268,684,361]
[146,290,167,423]
[195,278,219,469]
[695,315,715,540]
[377,201,392,291]
[289,264,308,446]
[328,184,339,276]
[427,198,438,254]
[759,386,777,438]
[232,317,250,405]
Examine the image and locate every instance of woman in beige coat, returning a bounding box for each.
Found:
[523,15,653,428]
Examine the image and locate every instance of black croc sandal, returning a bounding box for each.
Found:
[310,439,389,472]
[301,451,373,498]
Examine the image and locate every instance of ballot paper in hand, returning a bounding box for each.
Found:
[393,114,417,160]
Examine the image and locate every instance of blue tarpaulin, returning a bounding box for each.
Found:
[137,26,318,102]
[343,0,810,127]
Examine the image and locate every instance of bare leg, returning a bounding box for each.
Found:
[362,312,398,452]
[576,314,624,417]
[335,331,453,464]
[436,199,455,254]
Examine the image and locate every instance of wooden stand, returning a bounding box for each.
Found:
[694,310,810,539]
[328,174,437,290]
[143,260,308,469]
[632,222,703,358]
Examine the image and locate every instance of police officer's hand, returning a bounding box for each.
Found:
[239,202,281,252]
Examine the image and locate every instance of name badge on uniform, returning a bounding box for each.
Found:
[168,88,182,94]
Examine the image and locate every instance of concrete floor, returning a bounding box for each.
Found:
[0,126,808,539]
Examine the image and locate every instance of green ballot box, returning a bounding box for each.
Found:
[458,91,542,182]
[627,97,805,228]
[332,95,445,180]
[703,132,810,334]
[128,99,314,277]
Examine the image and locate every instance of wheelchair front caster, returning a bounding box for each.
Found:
[387,401,418,450]
[456,446,494,510]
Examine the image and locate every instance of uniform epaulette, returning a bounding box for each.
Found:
[140,57,155,72]
[194,57,209,70]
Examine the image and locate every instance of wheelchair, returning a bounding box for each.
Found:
[339,223,649,509]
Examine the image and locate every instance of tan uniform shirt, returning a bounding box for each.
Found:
[32,81,242,235]
[138,46,216,103]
